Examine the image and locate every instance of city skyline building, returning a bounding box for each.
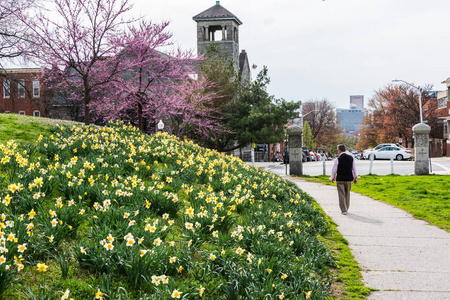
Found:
[336,108,365,134]
[350,95,364,109]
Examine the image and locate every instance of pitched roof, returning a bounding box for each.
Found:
[193,1,242,25]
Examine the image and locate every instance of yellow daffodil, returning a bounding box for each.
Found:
[171,289,182,299]
[95,289,103,299]
[17,244,26,253]
[28,209,36,220]
[36,263,48,272]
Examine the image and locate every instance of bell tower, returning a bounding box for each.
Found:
[193,1,242,73]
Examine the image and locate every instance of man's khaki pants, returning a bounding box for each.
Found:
[336,181,352,213]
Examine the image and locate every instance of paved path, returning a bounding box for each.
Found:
[283,177,450,300]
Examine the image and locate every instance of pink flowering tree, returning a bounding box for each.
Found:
[4,0,135,125]
[90,20,186,130]
[5,0,224,138]
[90,20,223,137]
[157,77,224,139]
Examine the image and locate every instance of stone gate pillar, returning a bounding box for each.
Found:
[412,123,431,175]
[288,125,303,176]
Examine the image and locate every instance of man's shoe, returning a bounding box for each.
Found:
[342,212,348,215]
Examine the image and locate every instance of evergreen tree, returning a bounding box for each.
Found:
[197,55,301,152]
[302,121,315,150]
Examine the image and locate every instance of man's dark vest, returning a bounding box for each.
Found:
[337,153,354,181]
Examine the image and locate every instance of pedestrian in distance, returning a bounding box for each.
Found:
[329,144,358,215]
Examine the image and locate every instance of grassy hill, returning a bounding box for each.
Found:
[0,114,80,145]
[0,114,369,299]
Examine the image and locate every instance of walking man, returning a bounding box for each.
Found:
[330,144,358,215]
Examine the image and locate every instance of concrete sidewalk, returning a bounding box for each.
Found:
[284,177,450,300]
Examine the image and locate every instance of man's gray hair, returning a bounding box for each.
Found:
[337,144,346,152]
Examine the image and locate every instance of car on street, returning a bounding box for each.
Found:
[302,147,310,162]
[367,146,412,160]
[310,151,317,161]
[363,143,405,159]
[315,153,321,161]
[283,147,312,163]
[319,153,327,161]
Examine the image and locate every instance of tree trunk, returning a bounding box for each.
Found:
[84,98,90,125]
[138,103,143,131]
[84,79,91,125]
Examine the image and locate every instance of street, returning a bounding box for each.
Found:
[263,157,450,177]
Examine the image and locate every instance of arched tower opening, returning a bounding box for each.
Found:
[193,1,242,73]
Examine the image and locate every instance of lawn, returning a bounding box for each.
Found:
[0,114,371,299]
[309,175,450,232]
[0,114,78,145]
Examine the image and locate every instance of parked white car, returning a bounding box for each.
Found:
[363,143,405,159]
[319,153,327,161]
[368,146,412,160]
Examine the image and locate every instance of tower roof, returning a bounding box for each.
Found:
[193,1,242,25]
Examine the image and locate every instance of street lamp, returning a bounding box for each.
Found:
[157,120,165,131]
[392,79,423,123]
[300,109,319,127]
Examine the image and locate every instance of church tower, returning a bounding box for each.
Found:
[193,1,243,74]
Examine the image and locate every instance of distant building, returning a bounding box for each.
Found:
[0,68,45,117]
[350,95,364,109]
[439,78,450,156]
[0,68,79,120]
[336,108,365,134]
[193,1,251,82]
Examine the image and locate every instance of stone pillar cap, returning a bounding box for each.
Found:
[287,125,303,134]
[412,122,431,134]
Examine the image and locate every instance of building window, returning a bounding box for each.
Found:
[33,110,40,117]
[33,79,40,98]
[18,111,26,115]
[438,96,447,109]
[3,80,10,98]
[18,80,25,98]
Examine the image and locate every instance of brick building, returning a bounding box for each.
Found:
[1,68,79,120]
[438,79,450,156]
[0,68,45,117]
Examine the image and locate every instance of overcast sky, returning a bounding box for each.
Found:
[134,0,450,109]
